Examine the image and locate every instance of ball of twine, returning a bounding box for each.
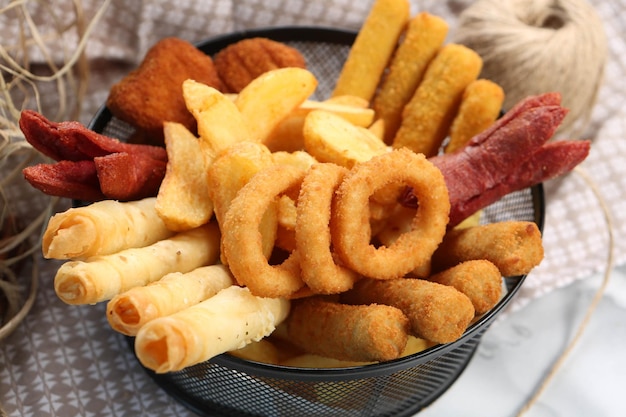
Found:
[453,0,607,137]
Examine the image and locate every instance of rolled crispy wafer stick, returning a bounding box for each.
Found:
[392,44,483,156]
[286,297,409,362]
[43,197,174,260]
[106,265,235,336]
[431,221,544,277]
[54,222,220,305]
[135,286,290,373]
[445,79,505,154]
[428,260,503,315]
[331,0,410,101]
[373,12,449,144]
[342,278,475,344]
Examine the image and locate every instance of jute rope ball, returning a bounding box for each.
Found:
[453,0,607,136]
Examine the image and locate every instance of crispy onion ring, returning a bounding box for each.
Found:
[222,164,306,298]
[295,163,359,294]
[333,148,450,279]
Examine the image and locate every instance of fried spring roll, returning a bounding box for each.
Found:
[428,260,503,315]
[286,297,409,362]
[342,278,475,344]
[135,286,290,373]
[54,222,220,305]
[431,221,544,277]
[106,264,235,336]
[373,12,449,144]
[42,197,174,260]
[445,79,505,154]
[331,0,410,101]
[392,44,483,157]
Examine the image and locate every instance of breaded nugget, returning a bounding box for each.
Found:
[331,0,410,101]
[392,43,482,157]
[431,221,544,277]
[373,12,449,144]
[213,37,307,93]
[106,37,223,146]
[286,297,410,362]
[342,278,475,344]
[445,79,505,154]
[427,260,502,315]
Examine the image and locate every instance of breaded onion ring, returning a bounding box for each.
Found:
[222,164,306,298]
[333,149,449,279]
[295,163,359,294]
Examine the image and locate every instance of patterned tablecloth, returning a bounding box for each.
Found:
[1,0,625,415]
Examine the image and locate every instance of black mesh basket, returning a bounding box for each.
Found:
[89,27,545,417]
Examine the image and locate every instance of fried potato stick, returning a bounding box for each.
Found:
[392,44,483,156]
[42,197,174,260]
[296,163,358,294]
[373,12,449,144]
[342,278,475,344]
[286,297,409,362]
[446,79,505,154]
[428,260,502,315]
[431,221,544,277]
[54,222,220,305]
[135,286,290,373]
[106,265,235,336]
[331,0,410,101]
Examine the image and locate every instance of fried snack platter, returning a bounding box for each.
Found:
[20,0,593,415]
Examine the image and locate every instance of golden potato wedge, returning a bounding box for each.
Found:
[183,79,252,158]
[235,67,318,144]
[264,100,376,152]
[303,110,388,168]
[323,94,370,108]
[229,339,281,365]
[155,122,214,231]
[206,141,277,264]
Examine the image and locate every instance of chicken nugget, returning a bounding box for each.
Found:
[392,43,482,157]
[286,297,410,362]
[213,38,307,93]
[106,37,223,146]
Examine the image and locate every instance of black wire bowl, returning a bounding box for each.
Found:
[89,26,545,417]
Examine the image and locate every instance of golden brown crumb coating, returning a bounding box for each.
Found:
[106,37,223,146]
[213,37,307,93]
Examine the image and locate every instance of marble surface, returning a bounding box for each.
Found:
[419,264,626,417]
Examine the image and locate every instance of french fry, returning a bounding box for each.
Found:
[235,67,318,144]
[155,122,213,231]
[373,12,449,144]
[392,44,483,157]
[446,79,505,154]
[303,110,388,168]
[182,79,251,159]
[331,0,410,101]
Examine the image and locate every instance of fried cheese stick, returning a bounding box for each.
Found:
[106,264,235,336]
[286,297,410,362]
[428,260,503,315]
[135,286,290,373]
[42,197,174,260]
[331,0,410,101]
[342,278,475,344]
[54,222,220,305]
[445,79,505,154]
[392,43,483,156]
[431,221,544,277]
[372,12,449,144]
